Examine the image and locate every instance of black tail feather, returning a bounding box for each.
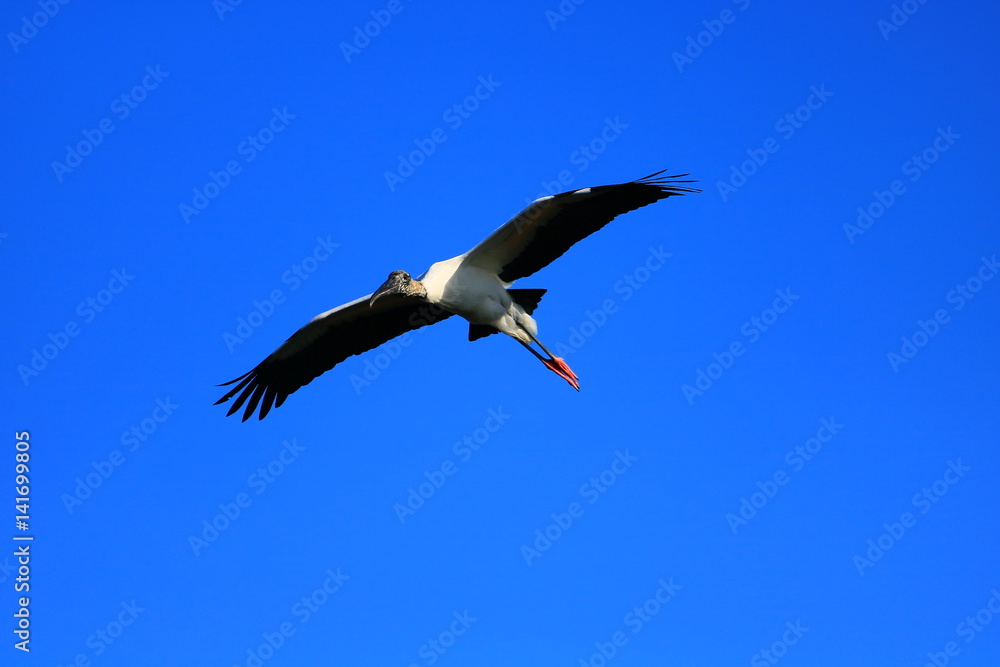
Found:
[468,323,499,341]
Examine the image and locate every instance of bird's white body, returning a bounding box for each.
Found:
[421,255,538,343]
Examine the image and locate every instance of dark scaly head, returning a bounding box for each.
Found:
[369,271,426,306]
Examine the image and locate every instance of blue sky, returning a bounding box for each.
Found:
[4,1,999,665]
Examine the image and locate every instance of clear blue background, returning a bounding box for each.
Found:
[4,1,999,665]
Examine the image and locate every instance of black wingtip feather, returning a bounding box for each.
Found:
[217,370,254,387]
[226,378,257,417]
[635,170,702,195]
[242,383,267,422]
[258,387,277,420]
[214,371,255,405]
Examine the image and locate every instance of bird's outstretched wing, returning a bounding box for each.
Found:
[216,294,453,421]
[464,170,699,283]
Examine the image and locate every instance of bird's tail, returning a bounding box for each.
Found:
[468,289,547,341]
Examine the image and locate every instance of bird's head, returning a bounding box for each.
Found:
[369,270,426,306]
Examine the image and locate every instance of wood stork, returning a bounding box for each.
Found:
[216,170,699,420]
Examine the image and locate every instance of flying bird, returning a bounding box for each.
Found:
[217,170,699,420]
